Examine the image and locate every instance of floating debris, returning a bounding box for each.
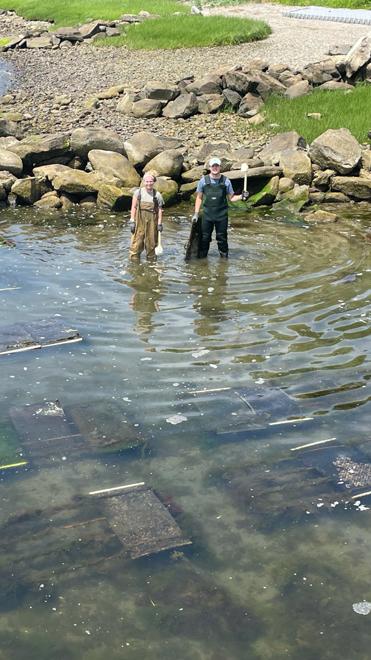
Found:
[353,601,371,616]
[166,414,188,425]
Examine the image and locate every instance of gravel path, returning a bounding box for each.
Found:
[0,5,368,149]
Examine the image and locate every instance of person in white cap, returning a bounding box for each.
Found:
[192,157,248,258]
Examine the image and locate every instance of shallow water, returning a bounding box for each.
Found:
[0,203,371,660]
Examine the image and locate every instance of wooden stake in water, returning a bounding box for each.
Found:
[155,230,163,256]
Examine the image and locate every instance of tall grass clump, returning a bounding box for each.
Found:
[0,0,186,26]
[100,15,271,49]
[261,85,371,143]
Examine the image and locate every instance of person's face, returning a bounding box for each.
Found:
[144,176,155,190]
[210,164,221,177]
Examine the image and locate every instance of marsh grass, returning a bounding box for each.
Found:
[98,15,271,49]
[261,85,371,143]
[0,0,185,26]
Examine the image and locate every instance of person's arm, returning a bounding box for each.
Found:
[130,193,137,221]
[157,206,163,226]
[194,192,203,214]
[228,179,248,202]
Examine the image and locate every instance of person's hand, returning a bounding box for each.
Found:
[192,213,199,224]
[241,191,249,201]
[158,223,163,233]
[130,220,136,234]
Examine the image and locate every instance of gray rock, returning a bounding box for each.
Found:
[223,70,251,95]
[318,80,354,91]
[323,191,350,203]
[8,133,71,168]
[222,88,241,109]
[143,81,179,101]
[34,192,63,209]
[116,92,140,115]
[181,165,206,182]
[54,27,83,42]
[131,99,163,118]
[332,176,371,199]
[223,165,283,180]
[196,142,230,162]
[197,94,225,114]
[0,118,22,139]
[309,128,361,174]
[70,127,125,158]
[11,177,47,204]
[361,149,371,171]
[52,170,99,195]
[97,85,125,100]
[237,92,264,117]
[0,171,17,192]
[124,131,164,167]
[33,164,73,183]
[301,58,341,85]
[285,80,311,98]
[144,149,184,177]
[155,177,179,205]
[97,184,132,211]
[0,148,23,177]
[312,168,335,190]
[279,149,312,185]
[78,21,103,39]
[88,149,140,187]
[186,74,222,96]
[25,35,53,49]
[278,177,294,193]
[259,131,306,165]
[162,93,198,119]
[0,136,19,149]
[303,209,338,223]
[344,34,371,78]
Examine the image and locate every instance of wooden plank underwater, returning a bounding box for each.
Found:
[9,399,146,461]
[0,318,82,355]
[193,385,299,435]
[96,485,192,559]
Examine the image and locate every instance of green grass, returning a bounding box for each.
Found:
[97,15,271,49]
[209,0,370,7]
[0,0,186,26]
[0,37,11,46]
[260,84,371,143]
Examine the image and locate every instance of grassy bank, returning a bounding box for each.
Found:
[209,0,370,8]
[98,15,271,49]
[261,85,371,143]
[0,0,186,26]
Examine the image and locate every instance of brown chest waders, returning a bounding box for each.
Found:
[130,192,159,260]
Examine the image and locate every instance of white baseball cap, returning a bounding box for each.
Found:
[209,157,221,167]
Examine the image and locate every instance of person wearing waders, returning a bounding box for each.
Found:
[129,172,164,260]
[192,157,249,258]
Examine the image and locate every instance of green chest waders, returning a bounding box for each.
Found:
[200,175,229,258]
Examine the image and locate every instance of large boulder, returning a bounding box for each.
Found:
[303,209,338,223]
[7,133,71,169]
[34,192,63,210]
[285,80,311,98]
[70,127,125,159]
[223,70,251,95]
[33,164,72,183]
[249,176,279,206]
[96,184,132,211]
[162,93,198,119]
[0,148,23,177]
[88,149,140,187]
[52,170,99,196]
[197,94,225,114]
[143,81,179,101]
[25,35,53,49]
[332,176,371,199]
[0,171,17,192]
[259,131,306,165]
[279,149,312,185]
[154,177,179,205]
[309,129,361,174]
[124,131,164,167]
[0,118,23,140]
[185,74,222,96]
[143,149,184,178]
[344,34,371,78]
[131,99,163,118]
[116,92,141,115]
[301,58,341,85]
[11,177,48,205]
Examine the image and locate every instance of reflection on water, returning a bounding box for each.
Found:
[0,204,371,659]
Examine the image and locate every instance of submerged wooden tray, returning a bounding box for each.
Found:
[193,385,300,434]
[9,399,145,460]
[92,485,191,559]
[0,317,82,355]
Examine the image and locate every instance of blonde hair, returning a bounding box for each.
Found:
[143,170,157,183]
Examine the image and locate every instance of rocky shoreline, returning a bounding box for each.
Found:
[0,8,370,221]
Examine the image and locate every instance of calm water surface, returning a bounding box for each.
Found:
[0,203,370,660]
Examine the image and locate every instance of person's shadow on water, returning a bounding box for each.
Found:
[126,261,165,347]
[188,259,230,338]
